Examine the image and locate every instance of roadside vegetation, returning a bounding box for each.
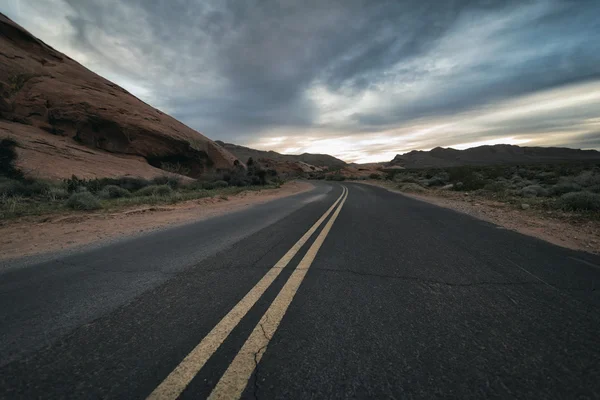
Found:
[379,162,600,218]
[0,140,281,220]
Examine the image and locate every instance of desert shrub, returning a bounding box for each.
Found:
[535,171,558,185]
[558,191,600,211]
[223,166,254,187]
[66,192,102,210]
[393,174,420,184]
[448,167,486,191]
[587,184,600,194]
[325,174,346,181]
[135,184,173,197]
[0,137,24,180]
[0,179,26,196]
[111,177,151,191]
[519,185,549,198]
[46,187,69,201]
[64,175,88,193]
[202,180,229,190]
[484,181,509,193]
[214,180,229,188]
[574,171,600,188]
[398,183,426,193]
[550,182,582,196]
[64,176,152,193]
[426,175,448,187]
[369,173,381,180]
[151,175,181,189]
[98,185,131,199]
[0,178,49,197]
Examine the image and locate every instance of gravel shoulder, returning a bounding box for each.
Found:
[0,181,313,261]
[361,180,600,254]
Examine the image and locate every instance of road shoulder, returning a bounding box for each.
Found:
[358,180,600,254]
[0,181,313,261]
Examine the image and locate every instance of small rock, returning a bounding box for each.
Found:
[521,203,530,210]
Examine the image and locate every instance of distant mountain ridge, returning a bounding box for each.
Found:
[390,144,600,169]
[214,141,347,168]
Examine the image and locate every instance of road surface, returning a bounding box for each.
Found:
[1,182,599,399]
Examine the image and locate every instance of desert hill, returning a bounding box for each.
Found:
[0,13,238,179]
[390,144,600,169]
[215,141,346,169]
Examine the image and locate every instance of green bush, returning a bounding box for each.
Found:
[550,182,582,196]
[64,175,152,193]
[0,137,24,180]
[135,184,173,197]
[66,192,102,210]
[369,173,381,180]
[398,183,426,193]
[99,185,131,199]
[0,178,49,197]
[519,185,548,198]
[325,174,346,181]
[213,180,229,188]
[0,179,27,196]
[448,167,486,191]
[151,175,181,189]
[484,181,509,193]
[426,176,448,187]
[574,171,600,188]
[47,187,69,201]
[558,191,600,211]
[587,184,600,194]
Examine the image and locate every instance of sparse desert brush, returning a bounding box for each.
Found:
[98,185,131,199]
[0,137,24,180]
[574,170,600,188]
[202,180,229,190]
[393,174,420,184]
[558,191,600,211]
[550,182,582,196]
[46,187,69,201]
[66,192,102,210]
[0,178,49,197]
[484,181,509,193]
[535,171,558,184]
[519,185,549,198]
[587,184,600,194]
[135,184,173,197]
[425,175,448,187]
[398,183,427,193]
[151,175,181,189]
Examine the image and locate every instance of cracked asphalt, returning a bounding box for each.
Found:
[1,182,599,399]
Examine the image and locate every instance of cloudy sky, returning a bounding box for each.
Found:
[2,0,600,162]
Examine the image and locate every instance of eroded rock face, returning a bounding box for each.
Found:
[0,13,238,178]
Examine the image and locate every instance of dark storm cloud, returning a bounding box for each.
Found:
[3,0,600,156]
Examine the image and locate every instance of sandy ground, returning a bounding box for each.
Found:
[362,180,600,255]
[0,181,313,261]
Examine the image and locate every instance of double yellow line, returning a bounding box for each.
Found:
[148,185,349,400]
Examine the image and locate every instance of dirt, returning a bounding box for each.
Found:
[362,180,600,255]
[0,181,313,261]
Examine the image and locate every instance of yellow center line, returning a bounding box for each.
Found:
[147,186,347,400]
[208,185,349,400]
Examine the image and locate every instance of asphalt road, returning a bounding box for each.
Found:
[1,182,599,399]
